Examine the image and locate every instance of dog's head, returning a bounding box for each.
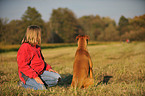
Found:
[76,35,89,48]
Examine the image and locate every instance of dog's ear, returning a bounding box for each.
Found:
[85,35,89,44]
[76,35,81,41]
[85,35,89,40]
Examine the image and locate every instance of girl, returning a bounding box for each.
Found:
[17,25,61,90]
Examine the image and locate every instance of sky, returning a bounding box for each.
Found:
[0,0,145,24]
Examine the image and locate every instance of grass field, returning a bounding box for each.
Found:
[0,42,145,96]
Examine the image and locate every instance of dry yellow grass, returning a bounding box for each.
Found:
[0,42,145,96]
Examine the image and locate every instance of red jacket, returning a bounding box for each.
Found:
[17,43,52,84]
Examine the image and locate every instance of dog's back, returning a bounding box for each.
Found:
[71,35,94,88]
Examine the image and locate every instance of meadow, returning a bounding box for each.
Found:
[0,42,145,96]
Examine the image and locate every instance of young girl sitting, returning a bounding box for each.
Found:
[17,25,61,90]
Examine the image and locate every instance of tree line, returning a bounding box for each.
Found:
[0,7,145,44]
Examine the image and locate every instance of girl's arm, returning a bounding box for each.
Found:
[34,77,44,84]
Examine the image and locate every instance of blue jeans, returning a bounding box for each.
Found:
[22,71,61,90]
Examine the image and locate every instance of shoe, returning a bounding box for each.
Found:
[57,77,61,84]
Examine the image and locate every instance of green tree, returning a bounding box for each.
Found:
[0,18,8,43]
[21,6,47,43]
[49,8,83,43]
[79,15,117,41]
[5,20,23,44]
[119,16,129,27]
[79,15,104,41]
[21,6,43,26]
[98,23,119,41]
[102,17,116,27]
[118,15,129,36]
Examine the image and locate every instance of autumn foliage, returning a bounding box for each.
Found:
[0,7,145,44]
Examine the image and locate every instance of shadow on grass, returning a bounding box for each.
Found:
[58,74,73,87]
[58,74,113,88]
[96,76,113,87]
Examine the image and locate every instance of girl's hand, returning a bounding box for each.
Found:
[48,69,58,73]
[34,77,44,84]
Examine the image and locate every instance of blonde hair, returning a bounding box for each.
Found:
[22,25,41,46]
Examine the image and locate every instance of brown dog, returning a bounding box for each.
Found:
[71,35,94,89]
